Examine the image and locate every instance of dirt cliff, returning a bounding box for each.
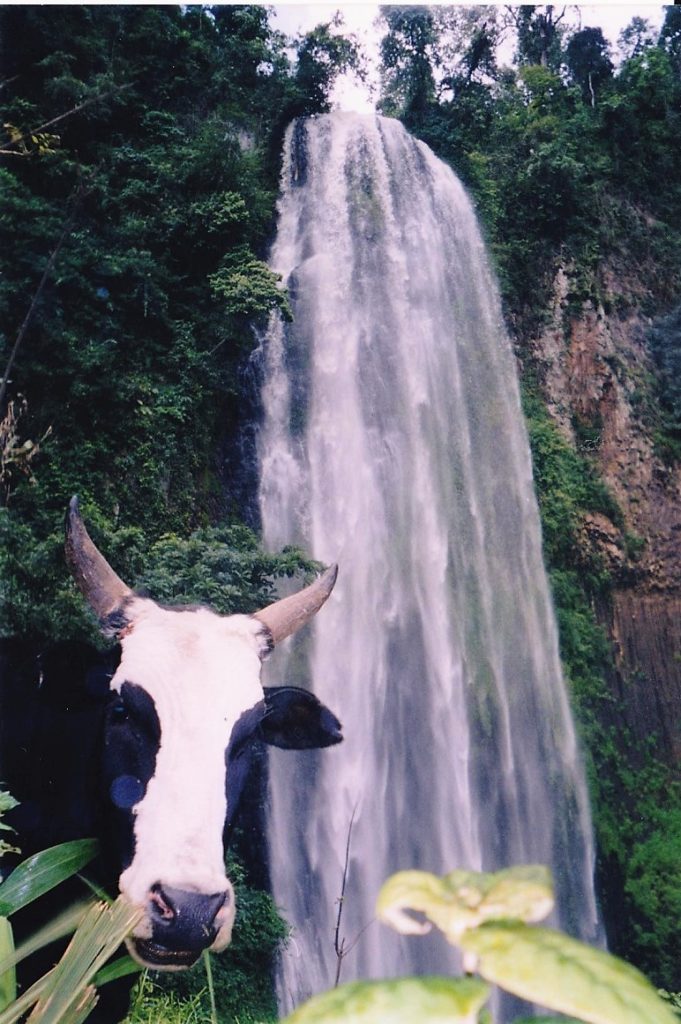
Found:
[528,264,681,768]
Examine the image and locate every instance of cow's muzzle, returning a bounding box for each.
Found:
[128,882,234,970]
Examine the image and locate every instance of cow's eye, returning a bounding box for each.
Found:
[111,700,128,722]
[230,736,249,761]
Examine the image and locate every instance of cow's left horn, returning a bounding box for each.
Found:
[65,495,132,623]
[254,564,338,645]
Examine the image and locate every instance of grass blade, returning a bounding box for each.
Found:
[26,898,141,1024]
[0,904,89,979]
[0,919,15,1012]
[202,950,218,1024]
[0,970,52,1024]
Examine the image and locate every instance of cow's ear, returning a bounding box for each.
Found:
[260,687,342,750]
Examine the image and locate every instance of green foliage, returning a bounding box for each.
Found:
[459,923,674,1024]
[208,247,291,322]
[0,4,358,644]
[0,13,361,1023]
[624,809,681,985]
[377,7,681,330]
[136,526,319,615]
[521,384,621,579]
[513,6,566,71]
[126,978,210,1024]
[0,793,19,861]
[373,865,676,1024]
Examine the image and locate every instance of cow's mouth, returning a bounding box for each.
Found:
[130,938,201,970]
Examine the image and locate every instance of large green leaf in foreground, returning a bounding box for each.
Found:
[376,865,554,942]
[282,977,490,1024]
[459,922,677,1024]
[0,841,98,917]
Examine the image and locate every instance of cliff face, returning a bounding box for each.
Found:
[529,266,681,769]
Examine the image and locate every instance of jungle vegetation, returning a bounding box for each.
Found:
[1,3,680,1018]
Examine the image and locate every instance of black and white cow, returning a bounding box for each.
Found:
[3,497,341,978]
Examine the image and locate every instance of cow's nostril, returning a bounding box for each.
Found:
[147,885,229,946]
[149,884,176,923]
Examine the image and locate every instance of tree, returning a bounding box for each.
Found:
[378,6,438,119]
[565,26,613,106]
[433,6,505,99]
[291,15,365,118]
[618,16,656,63]
[658,5,681,77]
[511,5,568,70]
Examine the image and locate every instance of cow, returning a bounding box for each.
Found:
[1,496,342,983]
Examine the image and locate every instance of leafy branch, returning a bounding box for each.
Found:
[1,84,133,157]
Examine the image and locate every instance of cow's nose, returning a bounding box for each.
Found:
[148,883,229,950]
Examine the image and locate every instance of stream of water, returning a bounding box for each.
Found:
[257,112,601,1014]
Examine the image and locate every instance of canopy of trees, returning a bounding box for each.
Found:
[0,4,361,642]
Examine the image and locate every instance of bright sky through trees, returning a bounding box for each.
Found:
[271,3,666,111]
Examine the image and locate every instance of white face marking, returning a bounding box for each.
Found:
[110,598,268,951]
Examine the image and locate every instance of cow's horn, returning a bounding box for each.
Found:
[254,564,338,644]
[65,495,132,622]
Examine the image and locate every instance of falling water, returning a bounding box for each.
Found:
[257,113,601,1014]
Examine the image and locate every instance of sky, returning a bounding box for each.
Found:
[271,3,668,112]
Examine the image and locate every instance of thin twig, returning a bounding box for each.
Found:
[333,803,358,988]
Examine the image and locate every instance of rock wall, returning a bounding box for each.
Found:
[529,265,681,770]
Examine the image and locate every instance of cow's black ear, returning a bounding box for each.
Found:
[260,687,342,750]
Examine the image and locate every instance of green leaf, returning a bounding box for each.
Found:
[0,919,15,1013]
[376,866,554,942]
[282,977,490,1024]
[0,841,99,917]
[458,922,678,1024]
[93,955,140,988]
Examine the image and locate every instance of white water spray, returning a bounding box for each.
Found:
[258,113,600,1013]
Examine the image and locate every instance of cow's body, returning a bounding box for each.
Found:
[0,499,341,1017]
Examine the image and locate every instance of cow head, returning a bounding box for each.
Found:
[65,497,340,970]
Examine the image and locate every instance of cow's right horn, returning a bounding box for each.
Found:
[65,495,132,623]
[254,564,338,645]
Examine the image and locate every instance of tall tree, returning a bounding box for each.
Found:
[378,6,438,119]
[291,14,365,118]
[565,26,613,106]
[511,5,567,70]
[618,16,656,63]
[658,5,681,76]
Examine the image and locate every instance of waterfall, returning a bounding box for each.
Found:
[257,113,601,1014]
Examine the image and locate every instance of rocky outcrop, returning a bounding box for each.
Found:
[529,263,681,768]
[604,590,681,766]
